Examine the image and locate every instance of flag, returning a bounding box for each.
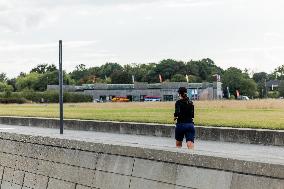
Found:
[159,74,163,83]
[132,75,135,83]
[185,74,189,83]
[236,90,240,97]
[227,87,230,98]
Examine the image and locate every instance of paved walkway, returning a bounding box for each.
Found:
[0,124,283,165]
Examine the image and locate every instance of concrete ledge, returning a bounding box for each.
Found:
[0,128,283,188]
[0,130,283,180]
[0,116,283,146]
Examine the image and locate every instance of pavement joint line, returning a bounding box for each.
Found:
[0,165,4,188]
[45,177,49,189]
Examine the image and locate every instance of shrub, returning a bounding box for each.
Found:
[267,91,280,99]
[0,91,92,103]
[22,91,92,103]
[0,98,28,104]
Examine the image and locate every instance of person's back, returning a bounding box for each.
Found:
[175,98,194,124]
[174,87,195,149]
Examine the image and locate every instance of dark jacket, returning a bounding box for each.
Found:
[174,98,194,124]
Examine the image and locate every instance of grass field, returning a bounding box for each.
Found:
[0,100,283,130]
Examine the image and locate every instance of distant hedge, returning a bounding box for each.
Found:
[0,98,28,104]
[0,91,93,103]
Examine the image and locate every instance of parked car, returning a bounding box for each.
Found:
[111,97,130,102]
[144,96,161,102]
[238,96,250,100]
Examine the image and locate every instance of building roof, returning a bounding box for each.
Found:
[266,80,280,87]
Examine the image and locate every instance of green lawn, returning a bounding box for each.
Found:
[0,100,283,130]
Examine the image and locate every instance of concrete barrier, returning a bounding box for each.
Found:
[0,130,283,189]
[0,116,283,146]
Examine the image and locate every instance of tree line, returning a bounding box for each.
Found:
[0,58,284,99]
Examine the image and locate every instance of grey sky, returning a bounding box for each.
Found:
[0,0,283,77]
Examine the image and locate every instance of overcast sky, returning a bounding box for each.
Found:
[0,0,284,78]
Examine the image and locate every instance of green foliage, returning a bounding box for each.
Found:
[187,75,202,83]
[7,78,16,92]
[66,59,223,85]
[0,73,7,82]
[98,63,123,78]
[222,67,243,97]
[0,98,27,104]
[110,70,132,84]
[0,82,6,92]
[70,64,89,83]
[186,59,223,81]
[0,82,14,97]
[279,80,284,97]
[272,65,284,80]
[30,64,57,74]
[16,72,40,91]
[17,90,92,103]
[16,70,75,92]
[253,72,268,98]
[222,67,257,98]
[3,85,13,98]
[155,59,186,81]
[267,91,280,98]
[253,72,268,83]
[171,74,187,82]
[239,79,258,97]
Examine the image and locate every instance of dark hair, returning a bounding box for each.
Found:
[178,87,188,100]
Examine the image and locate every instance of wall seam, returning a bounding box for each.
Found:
[128,158,136,189]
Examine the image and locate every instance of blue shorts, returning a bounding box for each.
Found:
[175,123,195,143]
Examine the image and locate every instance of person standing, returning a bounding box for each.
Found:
[174,87,195,149]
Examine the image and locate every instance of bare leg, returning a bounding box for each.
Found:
[176,141,182,148]
[187,141,194,150]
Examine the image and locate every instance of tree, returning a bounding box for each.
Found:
[253,72,268,98]
[30,64,57,74]
[222,67,243,97]
[154,59,186,81]
[110,70,132,84]
[3,85,13,98]
[239,79,257,97]
[0,82,6,92]
[70,64,89,84]
[99,63,123,78]
[186,59,223,82]
[34,71,75,91]
[7,78,16,92]
[279,80,284,97]
[171,74,187,82]
[222,67,257,98]
[253,72,268,83]
[0,73,7,82]
[186,61,199,76]
[187,75,202,83]
[15,72,40,91]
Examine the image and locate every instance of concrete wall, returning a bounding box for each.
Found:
[0,131,283,189]
[0,116,283,146]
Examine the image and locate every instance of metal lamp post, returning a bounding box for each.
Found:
[59,40,64,134]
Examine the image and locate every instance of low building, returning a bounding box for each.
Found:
[48,81,222,101]
[266,80,280,91]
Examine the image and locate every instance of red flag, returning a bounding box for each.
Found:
[236,90,240,97]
